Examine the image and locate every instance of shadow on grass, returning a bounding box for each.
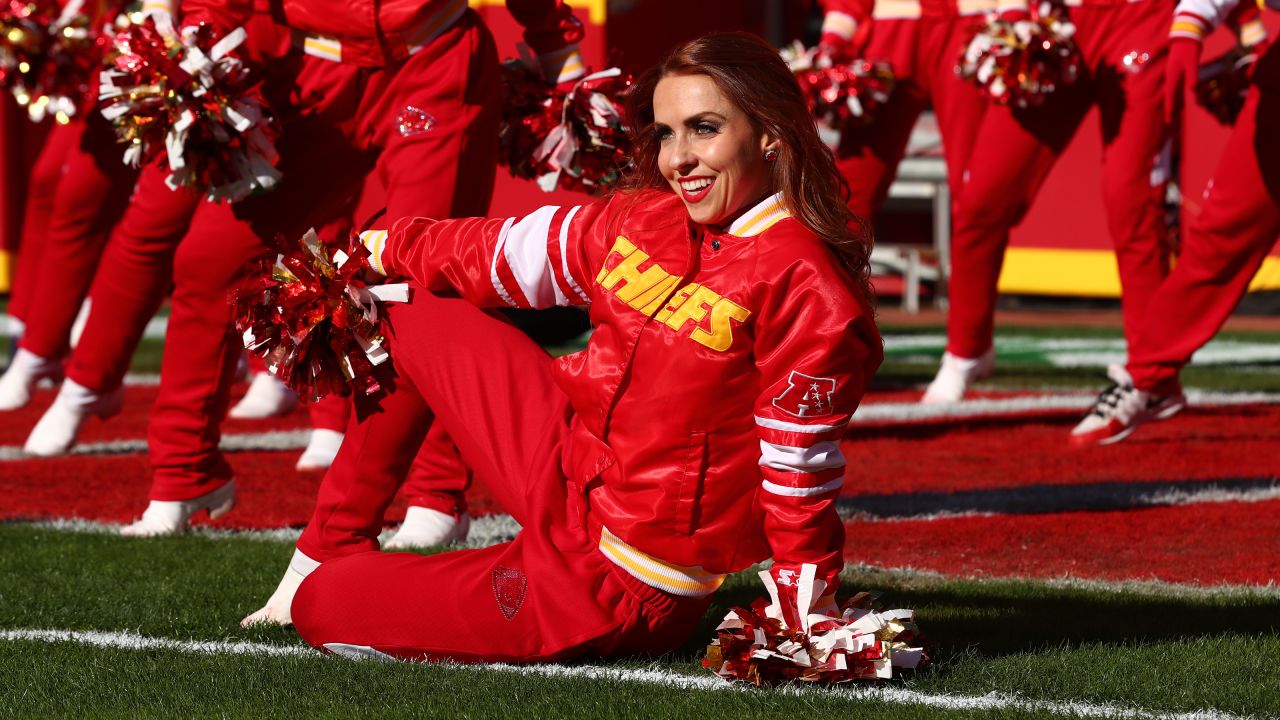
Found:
[667,579,1280,671]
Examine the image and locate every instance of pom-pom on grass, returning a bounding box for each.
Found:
[703,567,927,686]
[233,230,410,405]
[780,42,895,149]
[0,0,104,124]
[99,17,280,202]
[957,2,1082,109]
[1195,44,1259,126]
[498,58,632,195]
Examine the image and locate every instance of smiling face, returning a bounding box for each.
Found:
[652,73,777,227]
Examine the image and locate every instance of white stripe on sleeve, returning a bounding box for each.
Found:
[754,415,846,435]
[758,440,845,473]
[502,206,561,308]
[489,217,518,307]
[558,205,588,302]
[762,477,845,497]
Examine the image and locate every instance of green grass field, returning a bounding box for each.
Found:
[3,524,1279,719]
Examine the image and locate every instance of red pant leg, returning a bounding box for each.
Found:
[7,120,73,324]
[292,530,708,663]
[306,394,349,432]
[1093,1,1174,345]
[296,364,434,560]
[947,85,1092,358]
[18,111,137,360]
[920,16,990,201]
[295,292,564,562]
[834,19,927,221]
[66,161,200,392]
[1128,83,1280,393]
[358,10,499,224]
[146,202,264,501]
[400,422,472,515]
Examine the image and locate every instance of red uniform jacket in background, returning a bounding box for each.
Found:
[176,0,581,64]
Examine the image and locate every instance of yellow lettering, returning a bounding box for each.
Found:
[654,283,697,324]
[664,285,721,332]
[615,265,672,304]
[595,236,641,288]
[632,274,680,314]
[691,297,751,352]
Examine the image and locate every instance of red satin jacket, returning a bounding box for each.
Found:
[363,190,882,600]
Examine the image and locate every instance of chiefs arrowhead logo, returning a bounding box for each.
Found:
[491,565,527,621]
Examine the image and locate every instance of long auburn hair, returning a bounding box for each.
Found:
[623,31,874,305]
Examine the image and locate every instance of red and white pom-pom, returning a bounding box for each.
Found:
[957,2,1081,109]
[498,57,632,195]
[703,565,927,686]
[0,0,105,124]
[781,41,895,148]
[99,17,279,202]
[233,230,410,404]
[1196,44,1260,126]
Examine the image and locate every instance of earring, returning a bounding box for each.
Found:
[764,149,779,162]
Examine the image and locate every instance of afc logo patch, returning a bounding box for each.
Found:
[491,565,527,621]
[772,371,836,418]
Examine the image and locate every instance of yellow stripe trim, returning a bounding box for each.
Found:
[598,527,725,596]
[303,36,342,61]
[468,0,606,26]
[1170,20,1207,36]
[732,203,790,237]
[997,248,1280,297]
[0,249,9,293]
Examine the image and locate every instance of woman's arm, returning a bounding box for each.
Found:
[361,201,612,309]
[752,258,881,627]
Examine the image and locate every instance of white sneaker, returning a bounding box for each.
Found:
[295,428,344,472]
[228,372,298,419]
[23,378,124,455]
[922,348,996,404]
[0,348,64,411]
[1069,365,1187,447]
[120,479,237,537]
[383,507,471,550]
[240,549,319,627]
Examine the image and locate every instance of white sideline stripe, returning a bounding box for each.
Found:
[15,514,524,549]
[0,430,310,461]
[850,390,1280,423]
[1141,484,1280,507]
[0,628,1256,720]
[842,562,1280,601]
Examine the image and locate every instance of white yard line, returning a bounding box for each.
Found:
[18,514,524,549]
[0,430,310,461]
[0,627,1256,720]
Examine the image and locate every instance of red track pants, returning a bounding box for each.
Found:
[303,392,472,516]
[1127,47,1280,394]
[946,0,1174,359]
[147,12,499,501]
[836,16,989,221]
[291,291,708,663]
[62,160,197,393]
[12,91,138,360]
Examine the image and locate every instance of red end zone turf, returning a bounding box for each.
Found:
[3,385,1278,586]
